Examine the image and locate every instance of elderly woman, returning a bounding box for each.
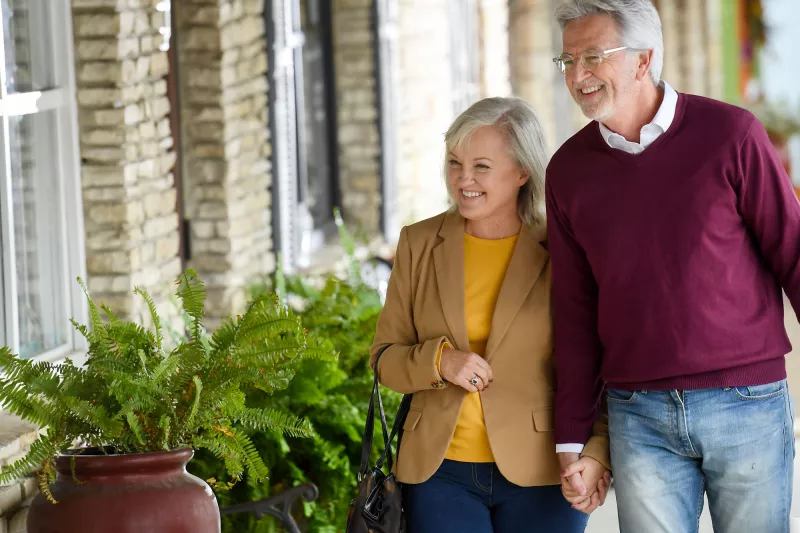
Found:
[370,97,611,533]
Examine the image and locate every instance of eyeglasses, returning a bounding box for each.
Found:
[552,46,633,74]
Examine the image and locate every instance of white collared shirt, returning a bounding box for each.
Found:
[598,81,678,154]
[554,82,678,457]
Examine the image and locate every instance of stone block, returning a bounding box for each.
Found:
[182,27,221,52]
[143,213,179,239]
[83,186,131,203]
[8,507,27,533]
[150,51,170,78]
[82,163,139,188]
[86,249,136,275]
[77,88,123,107]
[77,36,140,60]
[73,12,135,37]
[82,127,127,146]
[155,233,180,261]
[191,220,215,239]
[185,5,220,25]
[186,67,222,89]
[89,201,145,226]
[0,484,21,516]
[140,34,155,54]
[143,188,177,218]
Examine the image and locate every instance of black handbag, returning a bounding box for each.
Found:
[346,345,412,533]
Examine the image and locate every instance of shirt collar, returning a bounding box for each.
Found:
[598,81,678,144]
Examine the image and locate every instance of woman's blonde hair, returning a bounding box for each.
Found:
[444,97,549,229]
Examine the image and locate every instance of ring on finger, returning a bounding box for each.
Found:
[469,374,481,386]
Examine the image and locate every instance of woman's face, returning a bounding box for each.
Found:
[447,126,528,224]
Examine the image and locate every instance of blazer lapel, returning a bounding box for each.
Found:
[484,224,549,361]
[432,211,470,352]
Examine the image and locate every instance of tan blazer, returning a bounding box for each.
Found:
[370,210,609,486]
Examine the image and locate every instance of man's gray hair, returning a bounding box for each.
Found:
[444,97,549,230]
[555,0,664,84]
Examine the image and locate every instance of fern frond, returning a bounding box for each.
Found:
[151,354,182,385]
[192,435,244,482]
[236,308,302,344]
[210,319,239,354]
[232,407,313,438]
[187,376,203,428]
[158,415,172,450]
[70,318,91,341]
[135,286,163,352]
[231,429,269,483]
[125,411,146,446]
[297,337,338,362]
[77,277,107,340]
[0,434,60,486]
[232,337,307,367]
[100,304,120,326]
[176,269,206,343]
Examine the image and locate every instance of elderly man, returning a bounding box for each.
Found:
[546,0,800,531]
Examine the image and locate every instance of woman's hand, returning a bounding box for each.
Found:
[439,348,494,392]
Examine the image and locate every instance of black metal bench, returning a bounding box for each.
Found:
[220,483,319,533]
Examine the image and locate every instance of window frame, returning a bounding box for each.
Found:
[0,0,87,362]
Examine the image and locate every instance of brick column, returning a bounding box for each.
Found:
[657,0,683,89]
[332,0,381,234]
[176,0,273,328]
[72,0,180,323]
[678,0,708,96]
[477,0,511,98]
[395,0,457,225]
[509,0,559,151]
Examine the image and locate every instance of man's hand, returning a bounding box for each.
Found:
[558,453,611,514]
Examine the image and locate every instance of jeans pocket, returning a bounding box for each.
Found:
[606,389,638,404]
[732,380,786,401]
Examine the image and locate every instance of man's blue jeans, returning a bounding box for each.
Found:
[403,459,588,533]
[608,380,795,533]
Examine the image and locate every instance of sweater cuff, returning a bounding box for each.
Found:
[556,443,585,454]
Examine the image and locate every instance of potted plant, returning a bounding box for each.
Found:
[0,269,334,533]
[749,98,800,199]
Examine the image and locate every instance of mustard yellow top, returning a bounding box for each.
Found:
[441,232,519,463]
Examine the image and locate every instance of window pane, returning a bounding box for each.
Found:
[1,0,55,93]
[8,111,68,357]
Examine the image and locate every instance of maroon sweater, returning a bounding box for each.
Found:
[546,93,800,445]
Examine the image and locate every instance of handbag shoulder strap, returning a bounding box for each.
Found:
[358,345,411,477]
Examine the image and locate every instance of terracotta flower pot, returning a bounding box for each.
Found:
[27,448,220,533]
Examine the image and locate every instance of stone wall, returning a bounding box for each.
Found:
[677,0,707,96]
[656,0,683,90]
[477,0,511,98]
[0,414,40,533]
[72,0,181,325]
[175,0,273,329]
[332,0,381,235]
[395,0,453,225]
[510,0,560,152]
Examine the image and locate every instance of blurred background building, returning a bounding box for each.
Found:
[0,0,797,362]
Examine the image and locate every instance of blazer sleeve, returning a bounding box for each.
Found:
[370,226,451,394]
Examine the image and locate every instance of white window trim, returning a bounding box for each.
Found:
[0,0,88,363]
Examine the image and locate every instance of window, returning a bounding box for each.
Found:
[449,0,480,116]
[0,0,85,360]
[267,0,340,272]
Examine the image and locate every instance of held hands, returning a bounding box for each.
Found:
[439,348,494,392]
[558,452,611,515]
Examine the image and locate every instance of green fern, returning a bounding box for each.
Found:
[0,269,335,500]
